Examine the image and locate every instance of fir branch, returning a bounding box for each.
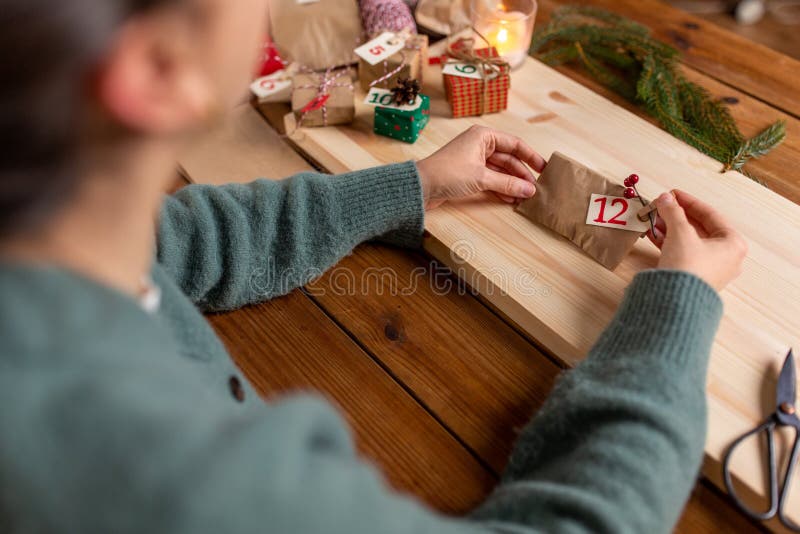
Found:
[725,121,787,171]
[530,6,786,185]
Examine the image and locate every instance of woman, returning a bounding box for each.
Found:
[0,0,747,533]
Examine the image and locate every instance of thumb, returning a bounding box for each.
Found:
[655,191,691,237]
[481,169,536,199]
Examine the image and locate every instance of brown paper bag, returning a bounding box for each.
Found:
[359,34,429,91]
[291,69,356,127]
[515,152,647,270]
[269,0,361,71]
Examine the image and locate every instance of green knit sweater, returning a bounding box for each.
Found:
[0,162,722,534]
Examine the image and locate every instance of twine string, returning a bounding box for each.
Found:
[368,30,423,89]
[445,31,509,115]
[293,66,354,130]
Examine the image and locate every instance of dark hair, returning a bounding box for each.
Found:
[0,0,172,237]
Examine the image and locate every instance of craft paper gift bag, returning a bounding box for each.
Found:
[292,69,355,127]
[269,0,361,71]
[515,152,647,270]
[443,46,510,118]
[359,34,429,91]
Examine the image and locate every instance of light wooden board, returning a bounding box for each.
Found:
[285,46,800,528]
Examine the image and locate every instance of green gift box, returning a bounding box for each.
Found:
[373,94,430,144]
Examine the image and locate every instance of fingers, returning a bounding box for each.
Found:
[672,189,735,238]
[481,168,536,199]
[486,162,520,203]
[487,152,536,182]
[647,215,666,249]
[655,192,693,239]
[479,126,547,173]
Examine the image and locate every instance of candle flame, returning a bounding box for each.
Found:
[496,28,509,44]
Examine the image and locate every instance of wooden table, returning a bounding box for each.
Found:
[178,1,799,531]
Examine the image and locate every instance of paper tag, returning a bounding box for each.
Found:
[363,88,423,111]
[354,32,406,66]
[442,61,498,81]
[250,72,292,102]
[585,194,650,232]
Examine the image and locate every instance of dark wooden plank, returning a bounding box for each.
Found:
[680,5,800,61]
[537,0,800,118]
[306,244,559,473]
[208,291,495,513]
[677,482,764,533]
[304,243,761,533]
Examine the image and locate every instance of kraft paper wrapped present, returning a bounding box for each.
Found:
[291,69,355,128]
[515,152,648,270]
[359,33,428,91]
[269,0,361,71]
[442,43,510,118]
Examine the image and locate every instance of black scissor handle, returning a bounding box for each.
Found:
[777,430,800,532]
[723,419,779,521]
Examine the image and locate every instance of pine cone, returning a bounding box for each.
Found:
[391,78,421,106]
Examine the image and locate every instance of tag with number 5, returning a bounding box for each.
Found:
[354,32,406,66]
[585,194,650,233]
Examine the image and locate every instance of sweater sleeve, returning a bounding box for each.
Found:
[472,270,723,534]
[156,162,424,311]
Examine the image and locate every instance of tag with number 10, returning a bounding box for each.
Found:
[585,194,649,233]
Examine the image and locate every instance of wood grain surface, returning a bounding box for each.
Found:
[178,102,763,530]
[208,292,495,513]
[538,0,800,118]
[283,38,800,528]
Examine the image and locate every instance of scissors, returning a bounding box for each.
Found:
[723,350,800,531]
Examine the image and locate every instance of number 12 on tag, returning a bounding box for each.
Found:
[585,194,650,233]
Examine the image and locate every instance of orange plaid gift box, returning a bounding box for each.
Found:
[442,46,510,118]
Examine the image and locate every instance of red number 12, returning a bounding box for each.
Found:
[593,197,628,225]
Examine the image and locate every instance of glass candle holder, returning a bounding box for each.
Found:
[470,0,537,69]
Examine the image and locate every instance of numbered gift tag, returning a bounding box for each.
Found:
[354,32,406,66]
[585,194,650,233]
[249,71,292,103]
[442,61,499,81]
[363,88,423,111]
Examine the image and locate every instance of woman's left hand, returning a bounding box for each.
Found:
[416,125,547,210]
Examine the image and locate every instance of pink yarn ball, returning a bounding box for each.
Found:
[359,0,417,35]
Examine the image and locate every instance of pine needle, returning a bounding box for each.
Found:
[530,6,786,184]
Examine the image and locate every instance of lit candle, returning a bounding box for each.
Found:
[473,1,536,69]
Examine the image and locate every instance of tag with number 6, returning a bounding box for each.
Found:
[442,61,499,81]
[585,194,650,233]
[354,32,406,66]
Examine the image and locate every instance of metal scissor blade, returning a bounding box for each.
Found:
[777,350,796,408]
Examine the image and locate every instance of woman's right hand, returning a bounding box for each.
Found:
[649,189,748,292]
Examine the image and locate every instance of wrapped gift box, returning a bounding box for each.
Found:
[359,34,428,91]
[374,94,430,143]
[291,69,355,127]
[443,46,510,118]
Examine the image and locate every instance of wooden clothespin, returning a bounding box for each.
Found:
[636,190,677,222]
[637,202,657,222]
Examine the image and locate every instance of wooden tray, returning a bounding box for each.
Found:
[285,46,800,528]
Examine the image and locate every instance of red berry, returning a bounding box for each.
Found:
[626,173,639,185]
[623,187,636,199]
